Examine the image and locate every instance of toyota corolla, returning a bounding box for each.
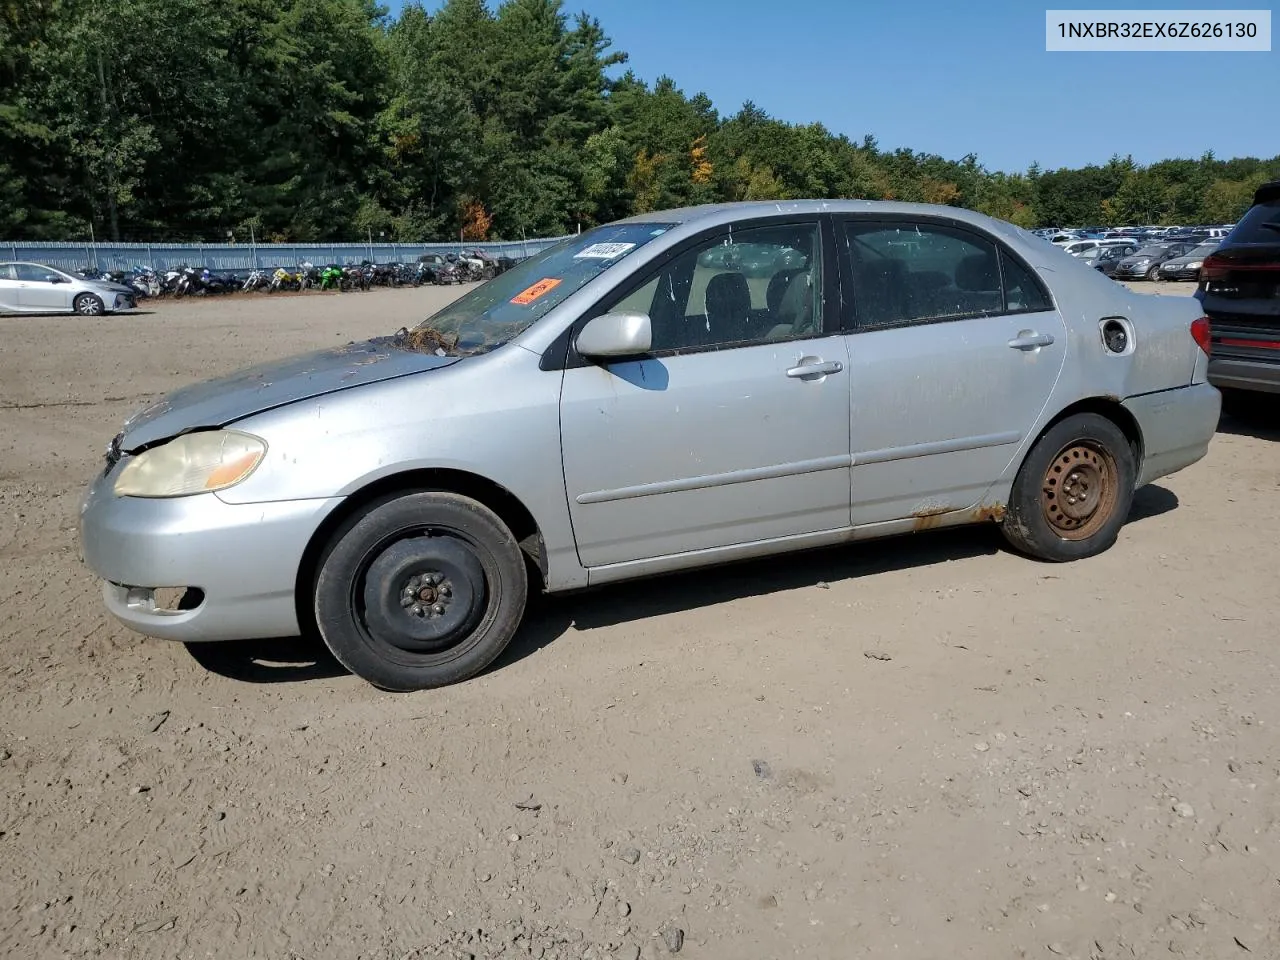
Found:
[79,200,1221,691]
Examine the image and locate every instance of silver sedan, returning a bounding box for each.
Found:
[0,261,138,316]
[79,200,1221,692]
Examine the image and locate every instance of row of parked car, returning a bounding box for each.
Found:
[1035,230,1225,282]
[0,249,523,316]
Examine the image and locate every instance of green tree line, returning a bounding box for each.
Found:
[3,0,1277,242]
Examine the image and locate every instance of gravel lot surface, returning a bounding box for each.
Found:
[2,280,1277,960]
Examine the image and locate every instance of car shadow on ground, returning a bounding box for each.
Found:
[1216,410,1280,442]
[184,634,347,684]
[188,484,1181,686]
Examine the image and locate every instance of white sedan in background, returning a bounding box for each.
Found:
[0,261,138,316]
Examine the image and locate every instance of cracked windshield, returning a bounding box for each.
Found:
[406,223,676,355]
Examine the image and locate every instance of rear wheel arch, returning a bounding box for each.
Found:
[1029,397,1144,469]
[293,468,547,638]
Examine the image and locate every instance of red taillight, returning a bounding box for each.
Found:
[1200,254,1228,282]
[1201,253,1280,282]
[1191,316,1211,356]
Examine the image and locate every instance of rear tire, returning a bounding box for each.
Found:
[1000,413,1136,562]
[313,491,528,691]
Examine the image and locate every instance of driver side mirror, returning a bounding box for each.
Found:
[44,274,67,283]
[575,311,652,359]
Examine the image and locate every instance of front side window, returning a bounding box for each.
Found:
[14,264,57,282]
[409,222,676,355]
[596,221,824,353]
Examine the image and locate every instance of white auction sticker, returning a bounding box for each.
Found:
[574,242,637,259]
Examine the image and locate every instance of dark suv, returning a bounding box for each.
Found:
[1197,180,1280,412]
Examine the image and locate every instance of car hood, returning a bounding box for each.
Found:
[118,335,463,450]
[87,279,136,294]
[1161,256,1195,267]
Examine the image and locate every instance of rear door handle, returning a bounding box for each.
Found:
[786,360,844,379]
[1008,332,1055,350]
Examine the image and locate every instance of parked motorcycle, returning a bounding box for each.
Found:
[267,267,300,292]
[242,269,271,292]
[320,265,344,291]
[298,262,321,290]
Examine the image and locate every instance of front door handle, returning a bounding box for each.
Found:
[786,360,844,379]
[1008,332,1055,350]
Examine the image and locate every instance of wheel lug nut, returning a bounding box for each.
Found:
[440,586,452,597]
[433,604,446,615]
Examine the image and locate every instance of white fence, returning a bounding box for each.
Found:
[3,237,571,274]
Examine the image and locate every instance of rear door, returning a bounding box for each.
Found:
[835,217,1069,526]
[0,264,21,312]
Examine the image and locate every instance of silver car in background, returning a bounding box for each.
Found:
[0,261,138,316]
[79,200,1221,692]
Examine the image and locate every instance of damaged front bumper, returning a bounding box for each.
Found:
[79,458,343,643]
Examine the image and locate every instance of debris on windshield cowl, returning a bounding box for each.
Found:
[393,325,459,357]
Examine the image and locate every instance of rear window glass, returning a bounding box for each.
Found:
[1228,200,1280,244]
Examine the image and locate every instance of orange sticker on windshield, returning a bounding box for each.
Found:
[510,277,561,305]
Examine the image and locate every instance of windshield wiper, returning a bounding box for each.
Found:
[393,325,460,356]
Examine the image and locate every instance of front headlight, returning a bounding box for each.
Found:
[1185,261,1202,270]
[113,430,267,498]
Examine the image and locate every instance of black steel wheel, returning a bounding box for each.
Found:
[313,492,528,691]
[1000,413,1136,562]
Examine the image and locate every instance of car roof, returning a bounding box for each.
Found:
[613,198,1029,237]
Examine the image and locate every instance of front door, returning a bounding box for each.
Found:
[835,217,1068,525]
[559,218,852,569]
[14,264,73,310]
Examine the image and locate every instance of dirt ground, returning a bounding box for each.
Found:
[1,281,1278,960]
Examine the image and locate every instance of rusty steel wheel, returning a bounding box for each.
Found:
[1039,441,1119,540]
[1001,412,1136,562]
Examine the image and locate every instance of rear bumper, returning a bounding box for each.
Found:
[1124,382,1221,488]
[1209,357,1280,395]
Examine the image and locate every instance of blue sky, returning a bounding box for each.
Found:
[387,0,1277,173]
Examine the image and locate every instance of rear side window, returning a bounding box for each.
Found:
[1228,199,1280,244]
[840,220,1051,329]
[1000,251,1052,312]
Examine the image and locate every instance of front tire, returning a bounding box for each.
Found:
[1000,413,1136,562]
[1146,264,1162,281]
[74,293,104,316]
[313,492,529,691]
